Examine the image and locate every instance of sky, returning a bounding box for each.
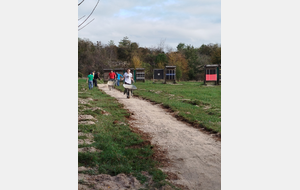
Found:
[78,0,221,50]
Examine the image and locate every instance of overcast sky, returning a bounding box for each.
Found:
[78,0,220,50]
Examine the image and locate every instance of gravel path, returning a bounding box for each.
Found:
[98,84,221,190]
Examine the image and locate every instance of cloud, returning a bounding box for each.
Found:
[78,0,220,49]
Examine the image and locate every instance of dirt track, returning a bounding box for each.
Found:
[98,84,221,190]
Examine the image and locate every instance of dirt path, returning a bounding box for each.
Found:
[98,84,221,190]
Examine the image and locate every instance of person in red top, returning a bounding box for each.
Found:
[108,70,116,81]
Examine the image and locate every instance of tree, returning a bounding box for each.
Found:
[183,45,200,80]
[130,42,139,51]
[155,53,168,69]
[132,56,142,69]
[211,47,221,65]
[167,52,188,80]
[198,43,219,56]
[157,38,166,53]
[78,38,111,75]
[117,36,133,64]
[176,43,186,52]
[108,40,115,46]
[118,36,131,47]
[106,40,118,62]
[176,67,182,81]
[78,36,221,80]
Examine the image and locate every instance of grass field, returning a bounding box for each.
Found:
[78,79,180,189]
[116,80,221,133]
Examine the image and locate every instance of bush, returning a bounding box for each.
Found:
[176,68,182,81]
[78,72,83,78]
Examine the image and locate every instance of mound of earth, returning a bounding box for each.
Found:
[78,173,142,190]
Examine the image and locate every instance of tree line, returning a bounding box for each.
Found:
[78,36,221,81]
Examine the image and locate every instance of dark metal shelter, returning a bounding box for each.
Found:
[164,66,176,84]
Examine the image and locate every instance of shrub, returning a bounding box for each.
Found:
[78,72,83,78]
[176,68,182,81]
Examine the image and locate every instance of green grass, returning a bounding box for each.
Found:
[78,79,177,189]
[116,80,221,133]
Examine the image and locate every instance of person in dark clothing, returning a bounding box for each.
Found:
[93,72,101,87]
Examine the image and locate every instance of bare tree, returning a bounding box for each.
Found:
[78,0,100,31]
[157,38,166,52]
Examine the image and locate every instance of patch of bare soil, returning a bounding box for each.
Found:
[78,121,96,125]
[78,147,101,153]
[203,105,211,110]
[78,139,95,145]
[78,131,95,145]
[78,132,94,139]
[113,120,127,125]
[79,106,111,116]
[78,98,92,105]
[78,114,98,125]
[98,84,221,190]
[78,166,92,172]
[78,173,143,190]
[78,115,96,121]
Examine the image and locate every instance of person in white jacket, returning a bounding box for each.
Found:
[123,68,134,98]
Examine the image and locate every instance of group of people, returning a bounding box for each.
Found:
[108,69,134,98]
[87,71,101,90]
[87,69,134,98]
[107,69,134,86]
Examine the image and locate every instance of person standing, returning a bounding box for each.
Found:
[123,68,134,98]
[108,70,116,81]
[115,72,123,86]
[93,72,100,87]
[87,72,94,90]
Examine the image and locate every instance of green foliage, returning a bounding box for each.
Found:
[211,47,221,65]
[176,67,182,81]
[117,47,130,61]
[181,45,200,80]
[149,169,167,182]
[144,54,156,67]
[117,37,141,65]
[198,43,219,56]
[155,53,168,68]
[118,36,131,47]
[78,72,83,78]
[176,43,185,51]
[78,38,111,75]
[130,42,139,51]
[188,69,195,80]
[141,62,152,79]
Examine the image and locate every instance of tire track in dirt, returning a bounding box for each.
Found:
[98,84,221,190]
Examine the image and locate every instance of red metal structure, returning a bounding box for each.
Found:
[204,64,221,85]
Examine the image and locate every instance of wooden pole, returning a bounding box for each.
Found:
[204,65,206,85]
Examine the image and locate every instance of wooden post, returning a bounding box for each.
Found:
[153,69,154,83]
[204,65,206,85]
[215,67,217,85]
[174,67,176,83]
[164,67,166,84]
